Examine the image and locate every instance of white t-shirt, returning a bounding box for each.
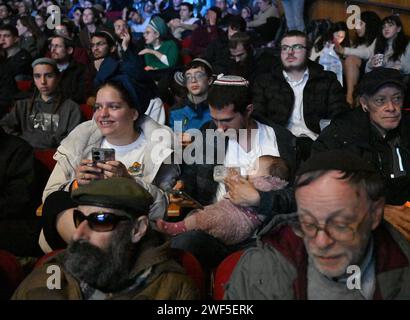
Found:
[100,132,146,176]
[214,120,280,201]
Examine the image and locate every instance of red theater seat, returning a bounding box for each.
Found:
[213,250,244,300]
[0,250,24,299]
[80,104,94,120]
[16,80,32,92]
[34,149,57,172]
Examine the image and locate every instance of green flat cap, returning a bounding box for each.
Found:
[71,177,154,217]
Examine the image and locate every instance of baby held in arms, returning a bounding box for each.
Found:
[156,155,289,245]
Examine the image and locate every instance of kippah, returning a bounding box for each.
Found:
[213,74,249,87]
[191,58,213,73]
[297,150,378,176]
[32,57,57,68]
[92,30,116,45]
[173,71,185,86]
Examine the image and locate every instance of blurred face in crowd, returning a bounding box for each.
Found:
[16,2,27,15]
[0,29,18,49]
[360,84,403,134]
[35,15,45,29]
[33,64,59,99]
[230,42,248,62]
[114,19,128,38]
[241,8,250,21]
[257,0,270,12]
[144,1,154,14]
[382,21,401,40]
[227,26,239,40]
[173,0,182,9]
[210,103,252,133]
[0,5,10,20]
[16,19,28,36]
[130,11,143,24]
[216,0,226,12]
[91,35,112,59]
[143,26,159,45]
[280,36,308,72]
[62,204,148,292]
[55,24,71,38]
[356,20,366,38]
[82,8,95,25]
[83,0,93,8]
[296,171,383,278]
[94,85,139,142]
[333,30,346,44]
[185,66,211,96]
[50,37,72,63]
[179,5,192,21]
[73,9,82,24]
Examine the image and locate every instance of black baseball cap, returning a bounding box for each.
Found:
[357,67,406,96]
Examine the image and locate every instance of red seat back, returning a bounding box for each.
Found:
[0,250,24,299]
[80,104,94,120]
[213,250,244,300]
[34,149,57,172]
[175,250,206,298]
[16,80,33,92]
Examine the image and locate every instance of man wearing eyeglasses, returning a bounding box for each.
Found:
[313,68,410,241]
[225,150,410,300]
[13,177,199,300]
[169,58,213,143]
[253,30,348,161]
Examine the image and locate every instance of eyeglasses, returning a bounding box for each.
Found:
[292,212,368,242]
[185,72,207,83]
[280,44,307,53]
[73,209,130,232]
[90,41,108,48]
[49,44,65,50]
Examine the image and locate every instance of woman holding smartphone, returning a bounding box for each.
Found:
[39,79,178,252]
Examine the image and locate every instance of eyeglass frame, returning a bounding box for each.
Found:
[73,209,131,232]
[292,209,370,242]
[184,71,208,83]
[280,44,307,53]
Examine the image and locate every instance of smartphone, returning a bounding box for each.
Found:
[91,148,115,164]
[168,190,204,209]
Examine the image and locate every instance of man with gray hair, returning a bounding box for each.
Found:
[225,150,410,299]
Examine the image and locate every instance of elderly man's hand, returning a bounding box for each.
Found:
[384,203,410,241]
[225,175,261,207]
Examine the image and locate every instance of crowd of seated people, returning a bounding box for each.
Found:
[0,0,410,301]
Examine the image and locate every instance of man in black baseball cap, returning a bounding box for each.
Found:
[13,178,199,300]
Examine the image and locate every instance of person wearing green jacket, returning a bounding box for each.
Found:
[138,16,179,70]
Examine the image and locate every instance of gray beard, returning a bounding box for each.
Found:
[60,224,136,293]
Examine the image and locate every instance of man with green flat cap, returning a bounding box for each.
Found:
[12,177,199,300]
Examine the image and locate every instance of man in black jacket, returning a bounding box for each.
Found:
[0,127,41,256]
[312,68,410,240]
[253,30,348,160]
[49,35,91,104]
[170,75,297,268]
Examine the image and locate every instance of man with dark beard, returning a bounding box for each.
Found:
[253,30,348,161]
[12,177,199,300]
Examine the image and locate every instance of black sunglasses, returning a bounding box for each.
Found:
[73,209,130,232]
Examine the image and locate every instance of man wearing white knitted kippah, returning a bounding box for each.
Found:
[168,75,297,269]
